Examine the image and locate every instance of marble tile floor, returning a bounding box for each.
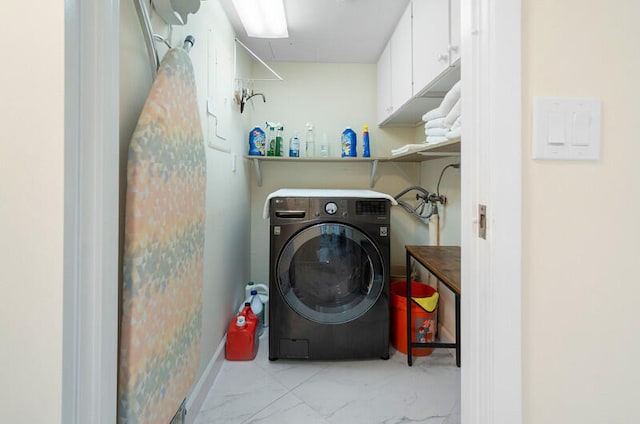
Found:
[194,332,460,424]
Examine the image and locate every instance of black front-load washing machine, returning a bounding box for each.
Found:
[268,193,390,360]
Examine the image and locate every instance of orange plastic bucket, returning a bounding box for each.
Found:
[390,281,438,356]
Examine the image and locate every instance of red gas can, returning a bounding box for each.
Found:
[225,304,259,361]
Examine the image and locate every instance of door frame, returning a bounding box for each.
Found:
[460,0,522,422]
[62,0,119,422]
[62,0,523,422]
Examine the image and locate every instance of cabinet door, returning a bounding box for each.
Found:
[390,3,413,113]
[449,0,461,64]
[376,41,392,124]
[412,0,449,95]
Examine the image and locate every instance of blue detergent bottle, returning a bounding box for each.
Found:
[248,126,265,156]
[362,124,370,157]
[341,127,357,157]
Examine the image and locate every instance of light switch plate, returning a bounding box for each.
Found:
[533,97,601,160]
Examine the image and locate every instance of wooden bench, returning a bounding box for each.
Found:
[405,245,461,367]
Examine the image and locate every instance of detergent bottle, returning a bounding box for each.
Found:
[243,282,269,327]
[250,289,264,336]
[248,126,265,156]
[341,127,357,157]
[362,125,370,157]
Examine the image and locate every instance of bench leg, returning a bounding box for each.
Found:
[455,293,461,367]
[406,251,413,366]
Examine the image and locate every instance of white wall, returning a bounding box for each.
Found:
[247,62,427,282]
[119,0,253,388]
[522,1,640,422]
[419,155,461,341]
[0,2,64,422]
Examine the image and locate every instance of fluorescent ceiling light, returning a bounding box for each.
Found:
[232,0,289,38]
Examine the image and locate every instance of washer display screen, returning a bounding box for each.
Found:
[276,223,384,324]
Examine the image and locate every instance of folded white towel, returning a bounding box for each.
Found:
[443,98,461,128]
[421,80,461,122]
[439,80,461,115]
[391,145,410,155]
[425,127,449,137]
[446,127,461,139]
[422,107,443,122]
[446,116,461,139]
[427,136,448,144]
[391,143,429,156]
[425,117,446,129]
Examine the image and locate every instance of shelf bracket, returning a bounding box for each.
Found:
[252,158,263,187]
[369,159,379,188]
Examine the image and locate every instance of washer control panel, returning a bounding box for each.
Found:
[292,198,389,223]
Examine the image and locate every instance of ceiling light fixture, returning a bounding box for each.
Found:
[231,0,289,38]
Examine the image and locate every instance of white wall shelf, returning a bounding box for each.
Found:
[389,137,461,162]
[245,138,460,187]
[379,62,461,127]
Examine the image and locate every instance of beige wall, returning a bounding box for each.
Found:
[522,1,640,422]
[119,0,253,384]
[247,62,429,282]
[0,2,64,422]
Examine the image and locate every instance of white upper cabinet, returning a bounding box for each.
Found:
[412,0,449,96]
[378,0,461,126]
[376,43,392,124]
[449,0,461,64]
[390,5,413,113]
[377,3,412,124]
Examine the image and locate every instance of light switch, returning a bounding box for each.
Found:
[572,111,591,146]
[533,97,601,160]
[547,110,566,145]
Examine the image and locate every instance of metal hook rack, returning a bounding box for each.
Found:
[133,0,196,79]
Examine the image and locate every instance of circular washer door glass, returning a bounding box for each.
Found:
[276,223,384,324]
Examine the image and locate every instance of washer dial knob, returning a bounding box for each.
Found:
[325,202,338,215]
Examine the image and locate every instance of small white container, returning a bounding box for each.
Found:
[242,282,269,328]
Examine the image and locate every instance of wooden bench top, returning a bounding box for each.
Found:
[405,245,461,295]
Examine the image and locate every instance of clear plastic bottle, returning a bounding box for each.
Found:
[304,123,315,157]
[319,133,329,157]
[289,132,300,157]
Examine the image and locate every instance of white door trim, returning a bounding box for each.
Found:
[62,0,119,422]
[460,0,522,422]
[61,0,522,421]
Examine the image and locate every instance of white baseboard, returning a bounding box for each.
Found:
[185,336,227,424]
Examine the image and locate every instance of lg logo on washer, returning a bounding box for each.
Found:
[380,226,388,237]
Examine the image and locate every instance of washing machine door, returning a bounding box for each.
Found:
[276,222,385,324]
